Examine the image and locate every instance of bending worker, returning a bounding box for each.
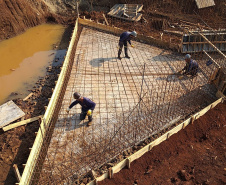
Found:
[179,54,199,76]
[66,92,96,126]
[118,31,137,60]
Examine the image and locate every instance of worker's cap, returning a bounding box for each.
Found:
[73,92,82,99]
[131,31,137,37]
[185,54,191,59]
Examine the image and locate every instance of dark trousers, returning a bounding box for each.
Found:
[185,66,198,76]
[118,41,129,57]
[80,110,93,122]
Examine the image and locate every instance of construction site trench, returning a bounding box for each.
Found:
[0,1,226,185]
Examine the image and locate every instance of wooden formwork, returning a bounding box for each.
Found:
[87,97,224,185]
[18,17,224,185]
[19,19,79,185]
[78,18,179,52]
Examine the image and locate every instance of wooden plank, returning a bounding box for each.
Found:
[195,0,215,9]
[78,18,178,51]
[112,159,127,174]
[0,100,25,128]
[96,172,108,182]
[89,98,222,184]
[23,93,33,101]
[3,115,42,132]
[210,98,223,109]
[102,14,109,25]
[19,19,80,185]
[203,50,221,68]
[130,141,152,162]
[13,164,21,182]
[199,33,226,59]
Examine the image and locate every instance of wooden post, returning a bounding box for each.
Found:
[13,164,21,182]
[102,14,109,25]
[76,0,79,18]
[199,33,226,59]
[126,158,131,169]
[108,167,113,179]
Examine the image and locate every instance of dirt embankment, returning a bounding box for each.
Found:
[100,102,226,185]
[0,0,75,41]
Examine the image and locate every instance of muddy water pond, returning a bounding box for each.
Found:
[0,24,68,105]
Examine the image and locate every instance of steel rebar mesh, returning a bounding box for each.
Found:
[36,26,220,184]
[29,1,225,184]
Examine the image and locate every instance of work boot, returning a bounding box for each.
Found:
[87,121,92,126]
[118,51,122,60]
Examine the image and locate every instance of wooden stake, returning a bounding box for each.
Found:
[13,164,21,182]
[108,167,113,179]
[23,93,33,101]
[102,14,109,25]
[126,158,131,169]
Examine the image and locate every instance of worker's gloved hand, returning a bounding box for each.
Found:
[66,108,70,113]
[87,110,92,116]
[131,45,135,48]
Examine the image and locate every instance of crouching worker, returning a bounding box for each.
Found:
[66,92,96,126]
[179,54,199,76]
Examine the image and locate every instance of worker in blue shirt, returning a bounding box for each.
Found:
[66,92,96,126]
[179,54,199,76]
[118,31,137,60]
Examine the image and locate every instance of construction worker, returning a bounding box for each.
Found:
[179,54,199,76]
[118,31,137,60]
[66,92,96,126]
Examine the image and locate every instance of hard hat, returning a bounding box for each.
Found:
[185,54,191,59]
[131,31,137,37]
[73,92,81,99]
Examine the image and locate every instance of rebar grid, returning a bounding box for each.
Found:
[35,25,219,184]
[27,1,226,184]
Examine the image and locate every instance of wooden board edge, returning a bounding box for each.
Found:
[3,115,42,132]
[19,19,79,185]
[90,98,223,184]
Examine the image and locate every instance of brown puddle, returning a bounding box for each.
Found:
[0,24,66,104]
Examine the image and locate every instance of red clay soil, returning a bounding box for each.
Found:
[100,102,226,185]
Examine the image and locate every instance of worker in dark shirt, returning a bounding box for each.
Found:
[118,31,137,60]
[179,54,199,76]
[66,92,96,126]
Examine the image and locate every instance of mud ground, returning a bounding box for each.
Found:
[99,102,226,185]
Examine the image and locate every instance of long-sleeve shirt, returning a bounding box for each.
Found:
[119,31,132,45]
[182,59,199,74]
[69,97,96,112]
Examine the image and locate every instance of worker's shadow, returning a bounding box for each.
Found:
[56,113,90,131]
[156,74,187,82]
[89,57,118,67]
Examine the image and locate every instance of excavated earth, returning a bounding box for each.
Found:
[0,0,225,184]
[99,102,226,185]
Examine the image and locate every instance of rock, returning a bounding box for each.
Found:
[178,170,190,181]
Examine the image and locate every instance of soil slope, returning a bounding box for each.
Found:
[0,0,75,41]
[100,102,226,185]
